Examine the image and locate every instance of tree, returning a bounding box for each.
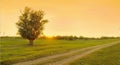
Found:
[16,7,48,45]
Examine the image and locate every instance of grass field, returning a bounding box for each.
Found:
[70,41,120,65]
[0,37,120,65]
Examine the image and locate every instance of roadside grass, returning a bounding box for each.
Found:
[0,37,119,65]
[70,42,120,65]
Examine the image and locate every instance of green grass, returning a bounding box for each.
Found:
[0,37,119,65]
[70,41,120,65]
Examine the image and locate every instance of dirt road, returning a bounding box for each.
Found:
[13,41,120,65]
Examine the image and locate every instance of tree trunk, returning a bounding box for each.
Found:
[29,40,34,46]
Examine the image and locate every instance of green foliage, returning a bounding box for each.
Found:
[16,7,48,41]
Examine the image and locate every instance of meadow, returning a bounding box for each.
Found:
[70,41,120,65]
[0,37,120,65]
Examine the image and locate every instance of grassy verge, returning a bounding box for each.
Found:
[0,37,119,65]
[70,42,120,65]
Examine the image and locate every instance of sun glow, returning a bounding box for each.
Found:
[45,36,54,40]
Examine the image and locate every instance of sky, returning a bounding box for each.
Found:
[0,0,120,37]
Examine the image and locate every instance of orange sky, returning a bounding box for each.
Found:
[0,0,120,37]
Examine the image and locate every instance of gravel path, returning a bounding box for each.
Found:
[13,41,120,65]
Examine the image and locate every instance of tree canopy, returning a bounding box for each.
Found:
[16,7,48,45]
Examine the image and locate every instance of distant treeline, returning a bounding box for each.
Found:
[0,36,120,40]
[40,36,120,40]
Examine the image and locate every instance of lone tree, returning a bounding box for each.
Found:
[16,7,48,45]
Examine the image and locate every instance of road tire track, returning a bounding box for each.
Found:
[50,41,120,65]
[13,41,120,65]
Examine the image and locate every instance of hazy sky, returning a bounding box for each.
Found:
[0,0,120,37]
